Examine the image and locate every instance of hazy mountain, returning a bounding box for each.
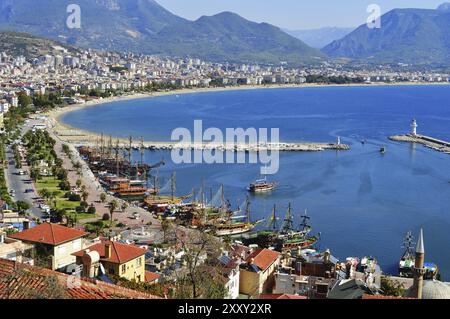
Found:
[0,0,324,65]
[284,27,354,49]
[323,4,450,65]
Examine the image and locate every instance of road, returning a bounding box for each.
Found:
[44,114,162,233]
[4,144,44,219]
[4,114,162,240]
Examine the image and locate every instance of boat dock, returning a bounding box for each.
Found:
[389,134,450,154]
[54,130,350,152]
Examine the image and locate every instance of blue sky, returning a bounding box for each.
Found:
[157,0,446,29]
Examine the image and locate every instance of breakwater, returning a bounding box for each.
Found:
[389,134,450,154]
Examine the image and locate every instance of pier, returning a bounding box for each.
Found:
[389,134,450,154]
[54,130,349,152]
[389,119,450,154]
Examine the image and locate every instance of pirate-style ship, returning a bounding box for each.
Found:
[398,231,439,279]
[243,203,319,252]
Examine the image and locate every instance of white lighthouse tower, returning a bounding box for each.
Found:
[410,119,418,136]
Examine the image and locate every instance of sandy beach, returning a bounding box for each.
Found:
[45,81,450,147]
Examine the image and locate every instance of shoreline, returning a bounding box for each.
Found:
[45,82,449,148]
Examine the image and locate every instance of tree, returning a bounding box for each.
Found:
[30,167,41,181]
[381,277,405,297]
[100,193,106,203]
[75,179,82,189]
[172,229,224,298]
[58,180,71,191]
[161,219,172,243]
[81,191,89,203]
[121,202,128,212]
[17,92,32,108]
[87,204,96,215]
[40,188,50,201]
[16,201,31,213]
[108,199,118,226]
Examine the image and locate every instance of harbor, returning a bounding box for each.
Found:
[48,85,450,279]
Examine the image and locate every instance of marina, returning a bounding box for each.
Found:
[58,85,450,279]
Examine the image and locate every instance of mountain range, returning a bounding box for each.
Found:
[284,27,354,49]
[323,3,450,65]
[0,1,449,66]
[0,0,324,65]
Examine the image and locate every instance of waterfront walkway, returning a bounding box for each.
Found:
[51,126,350,152]
[31,117,163,234]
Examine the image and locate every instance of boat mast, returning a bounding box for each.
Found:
[140,137,145,165]
[114,139,120,176]
[108,135,113,157]
[128,136,132,178]
[281,202,294,234]
[171,172,176,201]
[401,231,415,259]
[299,209,311,233]
[220,184,225,211]
[270,204,278,232]
[100,133,104,160]
[245,197,251,223]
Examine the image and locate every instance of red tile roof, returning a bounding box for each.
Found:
[145,271,161,283]
[9,223,87,246]
[73,240,146,264]
[0,259,160,299]
[245,248,280,271]
[259,294,307,299]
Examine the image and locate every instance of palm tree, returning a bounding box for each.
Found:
[121,202,128,212]
[108,199,118,227]
[81,191,89,203]
[100,193,106,204]
[41,188,50,201]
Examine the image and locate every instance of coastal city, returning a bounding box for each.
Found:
[0,0,449,305]
[0,44,449,300]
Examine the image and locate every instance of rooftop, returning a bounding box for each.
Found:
[245,248,280,272]
[73,240,146,264]
[9,223,87,246]
[0,258,160,299]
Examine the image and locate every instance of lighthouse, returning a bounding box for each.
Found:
[410,119,418,136]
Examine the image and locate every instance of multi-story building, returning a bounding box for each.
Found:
[239,248,280,297]
[73,239,147,283]
[10,223,88,271]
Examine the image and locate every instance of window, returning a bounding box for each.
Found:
[136,257,142,267]
[121,264,126,274]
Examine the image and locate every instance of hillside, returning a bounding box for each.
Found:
[322,4,450,65]
[0,31,77,59]
[0,0,324,65]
